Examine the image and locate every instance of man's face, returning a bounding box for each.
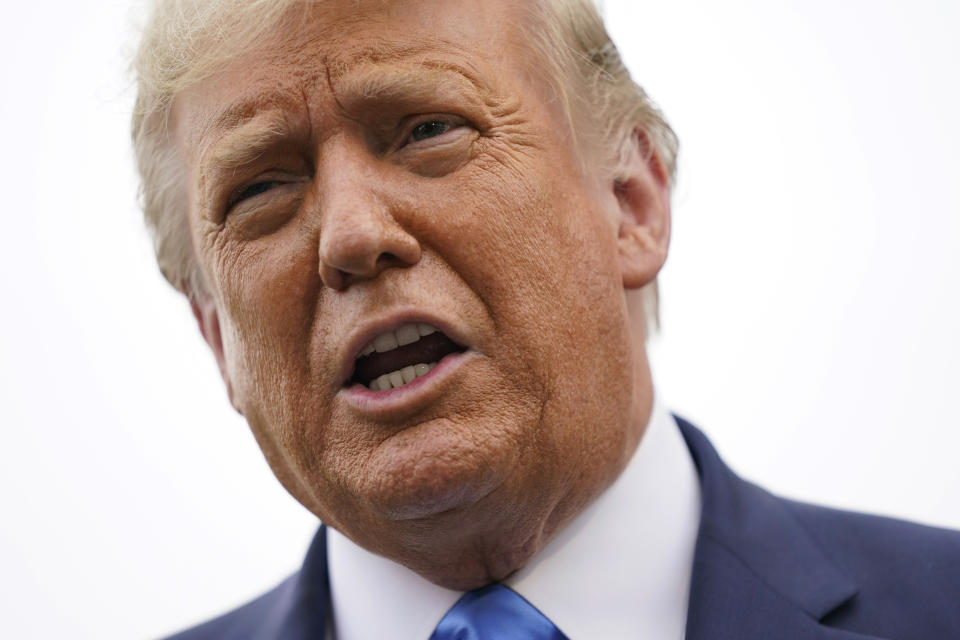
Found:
[174,0,665,586]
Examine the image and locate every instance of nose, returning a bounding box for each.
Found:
[316,153,421,291]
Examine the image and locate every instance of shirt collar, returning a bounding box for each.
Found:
[327,394,701,639]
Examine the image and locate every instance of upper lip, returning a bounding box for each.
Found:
[337,311,471,388]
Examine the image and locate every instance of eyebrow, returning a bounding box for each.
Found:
[331,59,487,107]
[202,113,291,173]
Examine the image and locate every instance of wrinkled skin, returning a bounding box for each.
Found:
[174,0,671,589]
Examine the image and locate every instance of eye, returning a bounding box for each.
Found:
[231,180,282,207]
[410,119,453,142]
[390,115,475,176]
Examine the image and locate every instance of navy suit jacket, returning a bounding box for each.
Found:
[167,419,960,639]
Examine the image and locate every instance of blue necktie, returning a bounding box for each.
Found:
[429,583,570,640]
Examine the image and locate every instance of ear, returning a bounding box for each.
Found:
[614,129,672,290]
[188,289,237,410]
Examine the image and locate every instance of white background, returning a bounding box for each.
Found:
[2,1,958,637]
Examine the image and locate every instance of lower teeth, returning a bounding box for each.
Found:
[369,362,438,391]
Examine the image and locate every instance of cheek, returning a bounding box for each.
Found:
[424,162,624,358]
[427,164,634,458]
[211,225,331,421]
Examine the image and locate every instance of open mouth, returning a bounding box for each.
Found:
[350,323,467,391]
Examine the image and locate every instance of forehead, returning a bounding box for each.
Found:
[174,0,540,147]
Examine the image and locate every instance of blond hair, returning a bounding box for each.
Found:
[131,0,677,325]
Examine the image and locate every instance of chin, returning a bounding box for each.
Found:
[376,471,504,522]
[345,415,524,520]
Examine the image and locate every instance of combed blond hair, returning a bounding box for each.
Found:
[131,0,677,325]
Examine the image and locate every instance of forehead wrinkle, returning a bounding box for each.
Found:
[326,39,491,99]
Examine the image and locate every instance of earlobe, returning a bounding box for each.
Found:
[188,289,238,410]
[615,129,672,290]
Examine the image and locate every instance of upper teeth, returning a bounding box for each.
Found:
[360,323,437,357]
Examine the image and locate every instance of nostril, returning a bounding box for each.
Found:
[319,264,347,291]
[321,252,405,291]
[373,251,411,273]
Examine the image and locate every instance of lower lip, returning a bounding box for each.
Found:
[340,350,473,415]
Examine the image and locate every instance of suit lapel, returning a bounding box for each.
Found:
[265,526,330,640]
[676,418,883,640]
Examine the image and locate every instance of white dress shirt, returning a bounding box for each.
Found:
[327,395,702,639]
